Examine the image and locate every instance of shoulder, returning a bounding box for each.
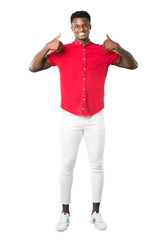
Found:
[62,43,73,49]
[47,43,73,57]
[89,42,105,51]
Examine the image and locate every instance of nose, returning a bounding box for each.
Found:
[79,26,83,32]
[79,25,86,31]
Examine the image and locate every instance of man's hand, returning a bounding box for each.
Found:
[46,33,63,52]
[103,34,118,51]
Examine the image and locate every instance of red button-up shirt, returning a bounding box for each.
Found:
[47,39,119,116]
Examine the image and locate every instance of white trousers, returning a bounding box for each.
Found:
[59,109,106,204]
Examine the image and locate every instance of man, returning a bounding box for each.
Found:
[29,11,138,232]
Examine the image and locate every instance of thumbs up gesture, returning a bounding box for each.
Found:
[46,33,63,52]
[103,34,118,52]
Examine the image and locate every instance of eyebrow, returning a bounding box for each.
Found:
[73,23,89,26]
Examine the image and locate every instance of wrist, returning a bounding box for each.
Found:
[45,43,50,52]
[114,42,120,51]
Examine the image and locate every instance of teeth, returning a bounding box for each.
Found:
[79,33,85,35]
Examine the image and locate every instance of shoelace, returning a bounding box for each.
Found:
[94,213,104,223]
[59,213,69,224]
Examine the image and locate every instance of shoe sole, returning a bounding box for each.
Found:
[56,218,70,232]
[90,218,107,231]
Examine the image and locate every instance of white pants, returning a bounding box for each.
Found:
[59,109,106,204]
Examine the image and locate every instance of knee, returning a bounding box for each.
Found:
[60,157,76,174]
[90,157,104,173]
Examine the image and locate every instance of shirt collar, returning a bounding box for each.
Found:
[73,39,93,47]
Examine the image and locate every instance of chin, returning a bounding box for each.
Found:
[77,36,89,41]
[79,37,86,40]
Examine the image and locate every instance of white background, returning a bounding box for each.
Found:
[0,0,160,239]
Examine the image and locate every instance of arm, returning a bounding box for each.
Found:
[103,34,138,69]
[29,33,63,72]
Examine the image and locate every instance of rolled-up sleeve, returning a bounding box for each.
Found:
[47,51,59,66]
[105,50,119,65]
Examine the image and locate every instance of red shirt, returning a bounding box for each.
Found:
[47,39,119,116]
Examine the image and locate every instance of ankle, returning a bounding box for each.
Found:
[92,202,100,214]
[92,210,99,215]
[62,204,70,214]
[62,210,70,214]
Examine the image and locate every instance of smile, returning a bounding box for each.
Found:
[78,32,86,36]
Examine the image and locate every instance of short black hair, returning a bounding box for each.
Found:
[70,11,91,24]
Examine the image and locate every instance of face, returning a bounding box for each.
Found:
[71,18,91,42]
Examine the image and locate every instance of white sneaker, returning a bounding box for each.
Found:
[90,211,107,230]
[56,212,70,232]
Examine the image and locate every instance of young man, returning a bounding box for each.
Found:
[29,11,138,232]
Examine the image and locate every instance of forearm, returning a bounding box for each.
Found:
[29,44,49,72]
[115,44,138,69]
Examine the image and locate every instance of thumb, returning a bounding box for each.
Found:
[106,33,110,40]
[55,33,61,39]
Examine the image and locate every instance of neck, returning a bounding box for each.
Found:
[75,37,90,46]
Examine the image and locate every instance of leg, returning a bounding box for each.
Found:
[59,111,83,207]
[83,111,105,214]
[92,202,100,214]
[62,204,70,214]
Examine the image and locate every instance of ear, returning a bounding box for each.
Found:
[89,24,92,30]
[71,26,74,32]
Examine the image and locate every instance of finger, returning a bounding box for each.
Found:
[58,41,63,51]
[55,33,61,39]
[106,33,110,40]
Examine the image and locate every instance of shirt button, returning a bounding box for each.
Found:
[84,58,85,60]
[84,78,85,80]
[84,68,85,70]
[83,88,85,90]
[83,98,85,100]
[82,108,84,110]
